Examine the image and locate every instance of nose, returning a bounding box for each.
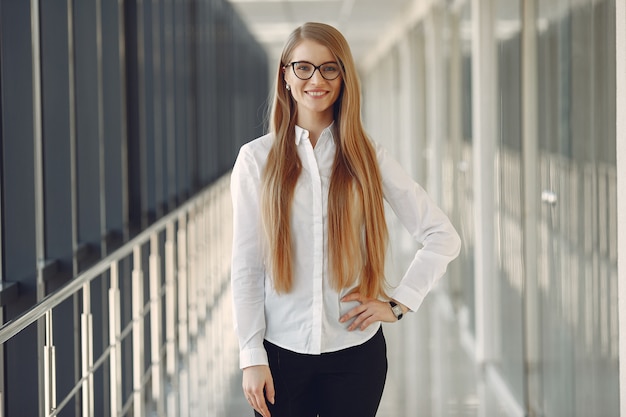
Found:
[309,68,325,82]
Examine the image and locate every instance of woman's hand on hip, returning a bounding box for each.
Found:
[243,364,275,417]
[339,293,406,331]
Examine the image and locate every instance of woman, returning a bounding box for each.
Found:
[231,22,461,417]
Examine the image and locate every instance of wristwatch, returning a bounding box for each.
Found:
[389,301,403,321]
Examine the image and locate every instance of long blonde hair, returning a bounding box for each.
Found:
[262,22,388,299]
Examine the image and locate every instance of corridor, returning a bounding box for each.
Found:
[0,0,624,416]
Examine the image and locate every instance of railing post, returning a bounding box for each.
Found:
[109,261,122,417]
[177,214,189,417]
[164,222,178,416]
[219,178,234,412]
[81,284,94,417]
[43,311,56,416]
[149,233,164,415]
[207,189,219,413]
[132,245,145,417]
[196,199,208,413]
[0,305,4,417]
[187,207,198,416]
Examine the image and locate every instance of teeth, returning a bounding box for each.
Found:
[307,91,326,96]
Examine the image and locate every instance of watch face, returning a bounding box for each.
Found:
[392,305,402,318]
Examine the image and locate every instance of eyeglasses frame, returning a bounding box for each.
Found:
[284,61,343,81]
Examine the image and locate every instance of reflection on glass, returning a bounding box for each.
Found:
[535,0,618,415]
[495,0,525,408]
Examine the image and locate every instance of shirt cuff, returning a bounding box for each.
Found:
[391,285,427,313]
[240,346,269,369]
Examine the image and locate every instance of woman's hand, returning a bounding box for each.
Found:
[339,293,408,331]
[242,365,275,417]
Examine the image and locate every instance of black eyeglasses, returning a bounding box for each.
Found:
[284,61,342,80]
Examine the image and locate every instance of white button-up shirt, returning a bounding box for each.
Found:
[230,124,461,369]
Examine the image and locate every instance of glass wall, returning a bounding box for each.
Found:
[454,0,476,339]
[535,0,618,415]
[0,0,268,415]
[361,0,619,415]
[494,0,525,408]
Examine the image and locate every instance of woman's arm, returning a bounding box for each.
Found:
[376,143,462,313]
[231,145,269,369]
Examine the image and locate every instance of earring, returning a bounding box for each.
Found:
[286,84,291,91]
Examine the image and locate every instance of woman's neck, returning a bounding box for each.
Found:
[296,111,334,147]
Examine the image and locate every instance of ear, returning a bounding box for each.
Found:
[282,66,292,85]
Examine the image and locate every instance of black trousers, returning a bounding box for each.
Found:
[254,327,388,417]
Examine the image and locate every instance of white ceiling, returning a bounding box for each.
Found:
[228,0,417,69]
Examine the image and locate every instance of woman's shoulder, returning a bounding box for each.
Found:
[233,133,275,178]
[366,138,408,178]
[365,137,388,163]
[239,132,275,157]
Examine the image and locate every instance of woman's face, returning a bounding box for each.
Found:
[283,39,342,123]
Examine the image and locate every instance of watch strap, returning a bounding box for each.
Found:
[389,301,403,320]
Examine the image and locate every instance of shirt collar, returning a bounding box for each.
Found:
[294,121,336,146]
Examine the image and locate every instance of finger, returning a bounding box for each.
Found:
[359,314,380,330]
[245,390,264,415]
[246,396,255,413]
[341,292,363,303]
[339,304,367,323]
[349,309,374,331]
[266,377,276,405]
[250,385,272,417]
[247,393,258,411]
[256,397,271,417]
[248,395,262,417]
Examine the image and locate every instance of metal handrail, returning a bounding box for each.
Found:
[0,173,238,417]
[0,180,212,345]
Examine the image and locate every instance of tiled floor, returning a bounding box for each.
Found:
[224,291,507,417]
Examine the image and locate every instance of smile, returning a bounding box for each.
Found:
[306,91,328,97]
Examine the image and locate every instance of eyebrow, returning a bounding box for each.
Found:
[290,60,338,65]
